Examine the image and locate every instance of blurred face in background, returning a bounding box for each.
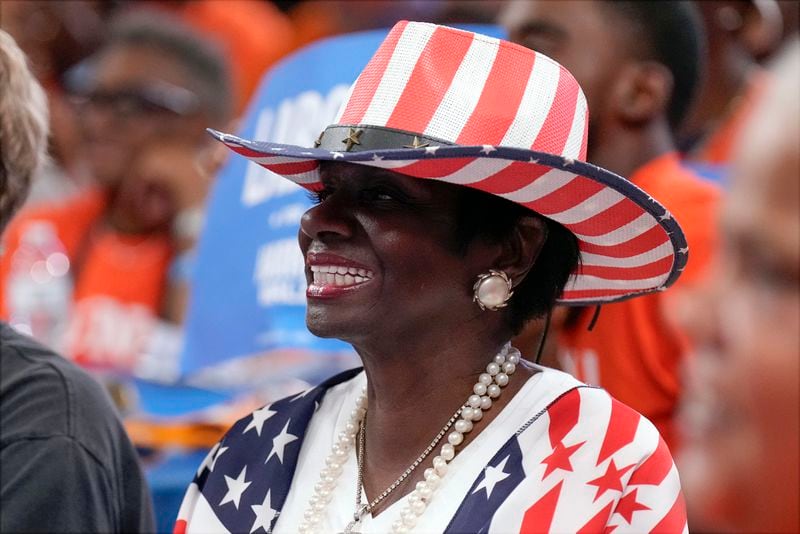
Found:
[74,44,207,187]
[679,47,800,532]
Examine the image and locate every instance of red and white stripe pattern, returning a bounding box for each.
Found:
[212,21,686,304]
[338,21,588,158]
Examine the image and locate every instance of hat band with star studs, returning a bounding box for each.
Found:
[315,125,456,152]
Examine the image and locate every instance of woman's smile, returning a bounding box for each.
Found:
[306,252,375,298]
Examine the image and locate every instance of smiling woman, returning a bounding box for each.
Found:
[176,22,690,534]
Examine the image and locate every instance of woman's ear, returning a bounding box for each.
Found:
[498,215,548,287]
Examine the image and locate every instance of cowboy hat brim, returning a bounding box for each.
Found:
[209,128,688,306]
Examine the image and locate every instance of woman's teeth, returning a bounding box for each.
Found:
[310,265,373,286]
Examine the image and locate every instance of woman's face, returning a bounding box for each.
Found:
[678,75,800,531]
[298,162,487,344]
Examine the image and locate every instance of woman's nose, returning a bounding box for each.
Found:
[299,191,355,242]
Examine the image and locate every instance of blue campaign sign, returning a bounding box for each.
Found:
[181,25,504,376]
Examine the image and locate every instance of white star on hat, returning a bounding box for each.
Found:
[332,152,344,159]
[243,406,277,437]
[679,247,689,254]
[220,466,252,509]
[266,420,299,464]
[481,145,497,155]
[472,456,511,499]
[424,146,440,155]
[372,154,384,161]
[250,490,278,533]
[659,211,672,221]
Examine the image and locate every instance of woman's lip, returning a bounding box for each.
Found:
[307,278,374,299]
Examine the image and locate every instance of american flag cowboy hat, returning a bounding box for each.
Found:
[209,21,688,305]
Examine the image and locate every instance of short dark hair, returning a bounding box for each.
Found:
[454,187,580,334]
[105,9,233,124]
[599,0,705,129]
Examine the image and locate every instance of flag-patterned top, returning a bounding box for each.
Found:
[174,367,687,533]
[209,21,690,306]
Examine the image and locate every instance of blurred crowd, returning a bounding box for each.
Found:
[0,0,798,532]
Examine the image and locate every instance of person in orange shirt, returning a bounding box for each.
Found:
[0,10,232,374]
[679,0,783,165]
[502,0,719,450]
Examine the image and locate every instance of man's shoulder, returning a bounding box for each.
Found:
[0,323,122,447]
[635,153,721,210]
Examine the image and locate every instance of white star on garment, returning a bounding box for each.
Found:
[220,466,252,509]
[266,420,299,464]
[196,442,221,476]
[371,154,384,161]
[289,388,314,402]
[659,211,673,221]
[424,145,440,155]
[332,151,344,159]
[481,145,497,155]
[250,490,278,533]
[243,406,277,437]
[209,446,229,472]
[473,456,511,499]
[679,247,689,254]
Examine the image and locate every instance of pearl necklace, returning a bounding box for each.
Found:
[297,343,521,534]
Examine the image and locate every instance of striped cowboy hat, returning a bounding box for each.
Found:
[209,21,688,305]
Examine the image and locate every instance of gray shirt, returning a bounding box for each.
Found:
[1,322,155,533]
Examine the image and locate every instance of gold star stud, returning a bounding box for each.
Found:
[403,136,430,149]
[341,128,363,151]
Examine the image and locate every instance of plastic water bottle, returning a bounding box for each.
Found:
[6,221,73,350]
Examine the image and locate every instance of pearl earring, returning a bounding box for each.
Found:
[473,270,514,311]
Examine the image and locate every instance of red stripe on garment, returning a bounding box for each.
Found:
[260,159,319,176]
[456,40,534,145]
[578,256,673,281]
[520,480,563,533]
[579,227,669,258]
[559,198,642,237]
[173,520,187,534]
[596,399,641,466]
[474,160,552,194]
[531,67,579,154]
[525,176,605,215]
[339,21,409,124]
[628,437,674,487]
[546,388,582,448]
[576,501,615,533]
[385,28,473,132]
[649,492,687,534]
